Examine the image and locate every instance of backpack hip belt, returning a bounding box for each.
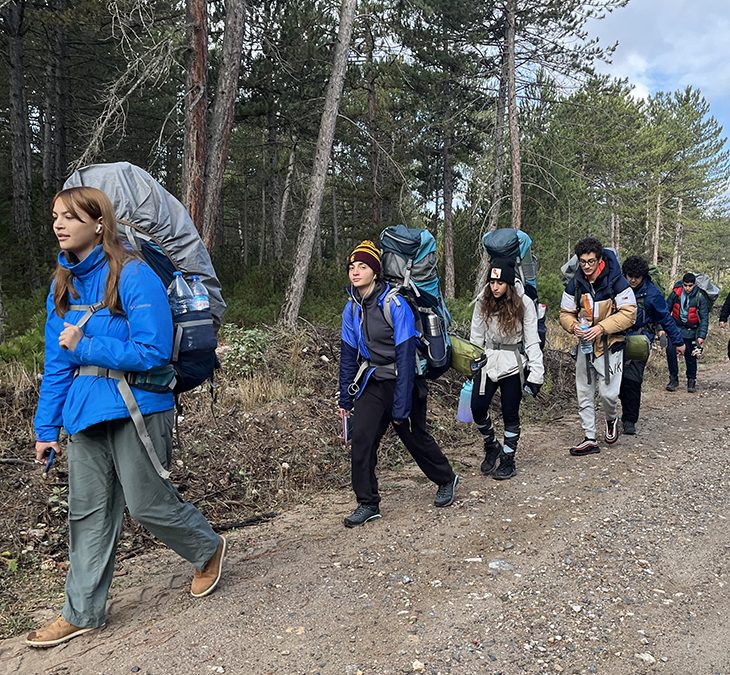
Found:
[70,302,174,480]
[478,342,525,395]
[347,359,396,397]
[75,365,171,479]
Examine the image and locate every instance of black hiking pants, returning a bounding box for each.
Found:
[350,377,455,507]
[619,358,647,424]
[667,338,697,380]
[470,371,522,453]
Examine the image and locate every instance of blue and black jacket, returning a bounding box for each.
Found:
[629,275,683,345]
[34,245,174,442]
[339,281,417,421]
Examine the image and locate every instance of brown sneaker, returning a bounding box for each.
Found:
[191,535,226,598]
[26,616,94,648]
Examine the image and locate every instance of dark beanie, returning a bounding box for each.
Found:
[488,258,516,286]
[347,240,381,277]
[682,272,696,284]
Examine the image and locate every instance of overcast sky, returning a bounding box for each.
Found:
[586,0,730,147]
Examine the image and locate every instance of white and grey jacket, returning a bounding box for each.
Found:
[469,284,544,392]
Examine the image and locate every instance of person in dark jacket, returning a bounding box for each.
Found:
[27,187,225,649]
[559,237,636,456]
[663,272,709,393]
[619,256,684,435]
[338,240,459,527]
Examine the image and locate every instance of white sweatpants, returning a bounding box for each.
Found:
[575,348,623,439]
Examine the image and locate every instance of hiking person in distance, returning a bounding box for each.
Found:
[662,272,709,393]
[559,237,637,456]
[338,240,459,528]
[619,256,684,435]
[720,291,730,360]
[27,187,225,649]
[469,258,544,480]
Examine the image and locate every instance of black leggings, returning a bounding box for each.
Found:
[350,378,455,506]
[470,371,522,453]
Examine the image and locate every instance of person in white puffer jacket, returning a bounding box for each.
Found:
[470,258,544,480]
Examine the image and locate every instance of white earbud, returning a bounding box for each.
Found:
[95,223,103,234]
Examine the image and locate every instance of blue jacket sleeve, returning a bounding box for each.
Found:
[72,262,173,372]
[647,286,683,345]
[391,301,417,421]
[338,301,359,410]
[34,292,76,442]
[720,293,730,323]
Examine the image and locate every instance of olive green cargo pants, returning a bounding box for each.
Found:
[62,410,220,628]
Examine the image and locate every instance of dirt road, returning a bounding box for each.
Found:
[2,362,728,675]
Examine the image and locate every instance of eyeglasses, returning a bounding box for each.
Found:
[578,258,598,267]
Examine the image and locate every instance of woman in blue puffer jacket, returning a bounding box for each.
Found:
[27,187,225,649]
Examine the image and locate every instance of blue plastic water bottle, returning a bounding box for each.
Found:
[167,271,194,317]
[456,380,474,424]
[579,315,593,355]
[189,275,210,311]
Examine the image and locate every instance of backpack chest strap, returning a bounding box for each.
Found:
[69,302,106,329]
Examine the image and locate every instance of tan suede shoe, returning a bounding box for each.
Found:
[26,616,94,648]
[191,535,226,598]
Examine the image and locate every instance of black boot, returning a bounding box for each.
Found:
[480,440,502,475]
[666,376,679,392]
[493,450,516,480]
[687,378,696,393]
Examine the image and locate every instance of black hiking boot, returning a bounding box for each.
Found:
[493,451,516,480]
[343,504,381,528]
[434,475,460,507]
[480,440,502,475]
[622,420,636,435]
[666,377,679,392]
[687,378,696,393]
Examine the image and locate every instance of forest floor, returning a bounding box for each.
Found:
[0,352,728,675]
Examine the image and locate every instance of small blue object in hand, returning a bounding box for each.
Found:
[42,448,55,479]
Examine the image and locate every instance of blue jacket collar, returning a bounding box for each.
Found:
[58,244,107,279]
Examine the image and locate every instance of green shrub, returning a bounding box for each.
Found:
[219,325,271,378]
[0,324,45,371]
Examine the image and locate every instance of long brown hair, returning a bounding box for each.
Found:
[480,283,525,336]
[52,186,132,317]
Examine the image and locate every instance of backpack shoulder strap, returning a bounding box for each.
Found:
[381,288,402,330]
[69,301,106,329]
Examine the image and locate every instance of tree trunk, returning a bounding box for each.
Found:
[644,194,651,257]
[275,140,296,261]
[331,157,339,261]
[365,20,381,229]
[201,0,246,250]
[279,0,357,328]
[442,131,455,299]
[182,0,208,230]
[506,0,521,231]
[2,0,40,287]
[268,113,283,260]
[474,35,509,296]
[670,197,683,281]
[615,212,621,255]
[0,277,6,343]
[652,188,662,265]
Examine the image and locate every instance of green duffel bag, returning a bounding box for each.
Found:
[450,334,484,377]
[624,334,651,362]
